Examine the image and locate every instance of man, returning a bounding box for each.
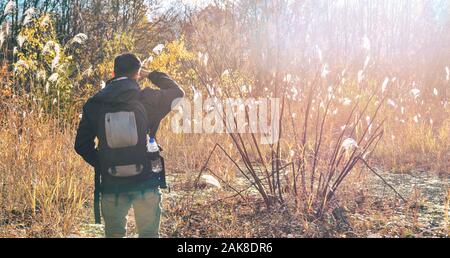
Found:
[75,53,184,238]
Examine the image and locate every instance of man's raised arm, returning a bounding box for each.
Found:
[139,70,185,135]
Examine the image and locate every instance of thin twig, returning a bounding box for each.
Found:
[357,157,407,203]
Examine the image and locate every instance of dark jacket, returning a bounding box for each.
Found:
[74,71,184,187]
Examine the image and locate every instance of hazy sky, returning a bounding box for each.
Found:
[153,0,449,23]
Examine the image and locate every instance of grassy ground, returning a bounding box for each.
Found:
[64,169,449,238]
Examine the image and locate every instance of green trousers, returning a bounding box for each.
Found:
[101,188,162,238]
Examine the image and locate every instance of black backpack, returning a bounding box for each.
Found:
[96,99,158,193]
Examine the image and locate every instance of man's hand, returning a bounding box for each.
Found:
[139,69,151,80]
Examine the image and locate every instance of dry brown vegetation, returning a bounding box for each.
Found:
[1,0,449,237]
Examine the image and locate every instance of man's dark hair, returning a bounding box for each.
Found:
[114,53,141,77]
